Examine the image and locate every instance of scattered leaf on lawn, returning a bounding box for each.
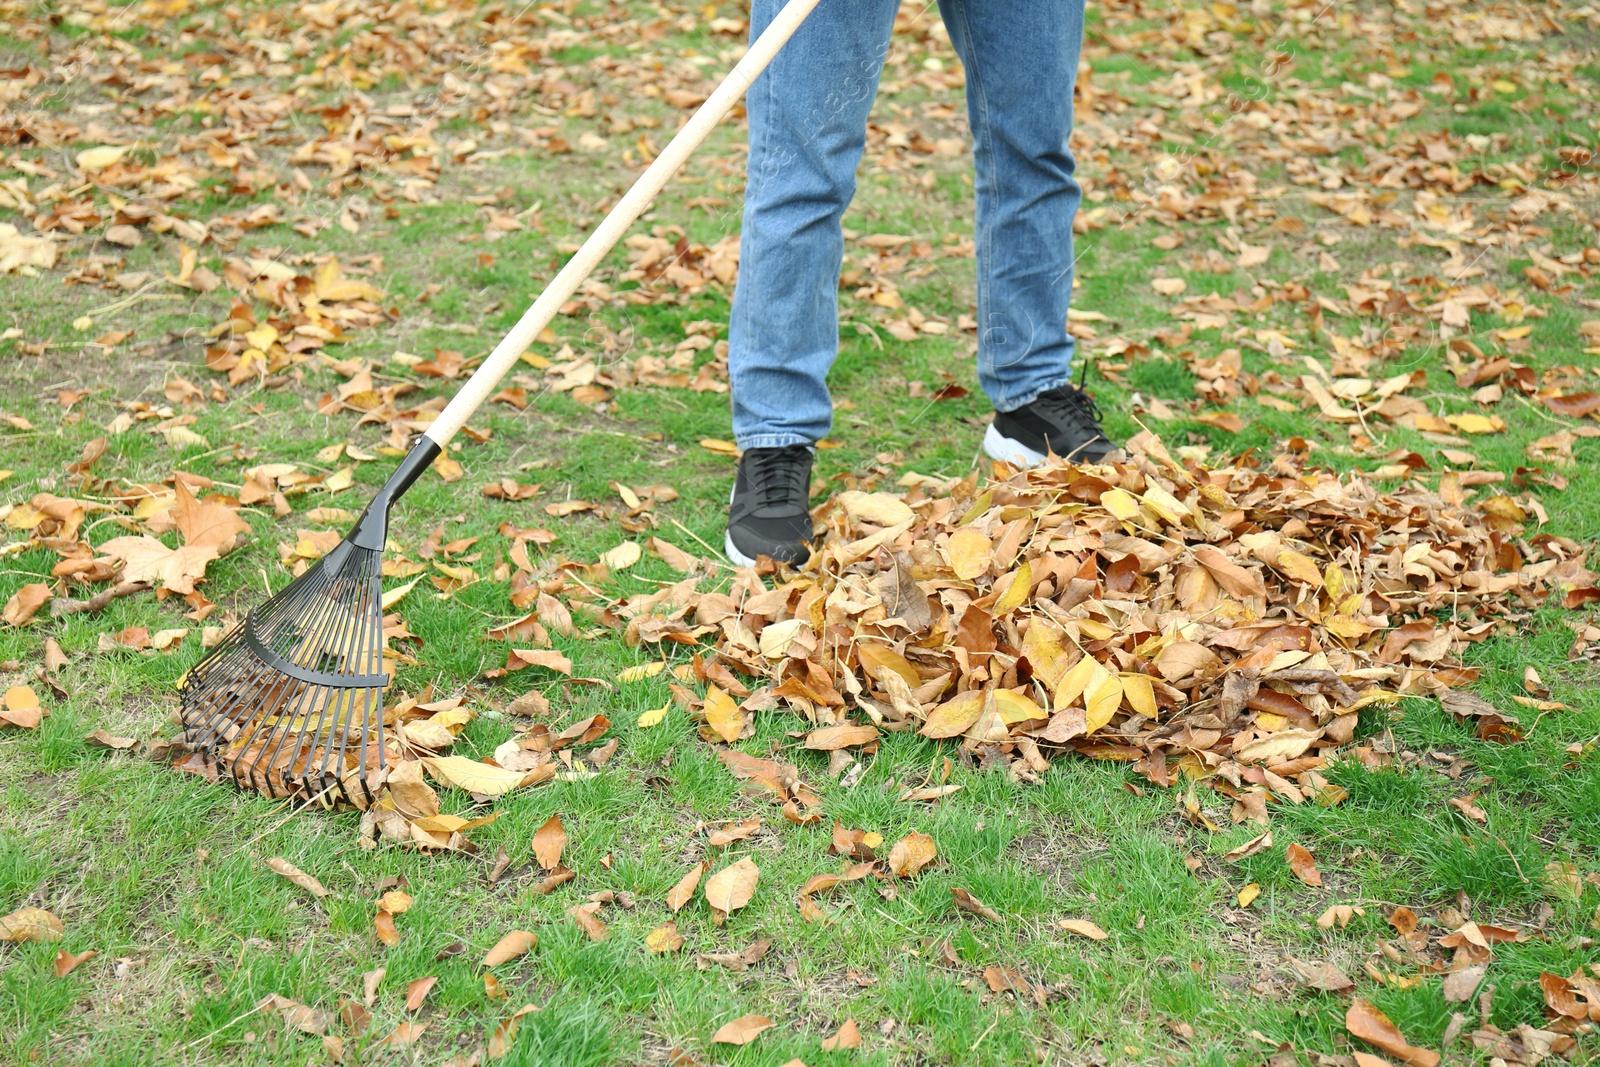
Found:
[568,901,607,941]
[1286,842,1323,886]
[53,948,97,977]
[374,910,400,946]
[488,1004,540,1059]
[667,863,706,913]
[84,730,137,750]
[951,887,1000,922]
[1442,964,1486,1003]
[266,857,330,899]
[1222,831,1272,863]
[645,921,684,954]
[482,930,537,968]
[2,685,42,729]
[532,814,567,870]
[711,1014,773,1046]
[404,976,436,1012]
[1345,998,1441,1067]
[887,831,937,878]
[377,889,412,914]
[704,857,759,924]
[1057,918,1109,940]
[822,1019,862,1051]
[0,907,64,943]
[1238,884,1261,908]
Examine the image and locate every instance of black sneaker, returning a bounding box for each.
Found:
[725,445,815,567]
[984,383,1119,467]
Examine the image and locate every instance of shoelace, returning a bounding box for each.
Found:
[748,447,810,510]
[1037,385,1105,438]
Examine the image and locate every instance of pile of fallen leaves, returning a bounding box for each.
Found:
[678,432,1591,803]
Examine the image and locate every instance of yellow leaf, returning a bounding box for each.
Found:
[637,702,669,729]
[703,686,744,744]
[946,528,992,580]
[421,756,541,797]
[1120,673,1157,718]
[1446,413,1506,435]
[618,662,665,684]
[919,690,986,738]
[1053,654,1104,711]
[599,542,641,570]
[992,689,1045,725]
[1099,488,1144,522]
[382,577,420,611]
[992,559,1033,614]
[1084,673,1123,734]
[1238,883,1261,908]
[835,490,914,526]
[1275,550,1324,588]
[76,145,130,171]
[0,906,64,942]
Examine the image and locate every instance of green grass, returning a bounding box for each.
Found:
[3,0,1600,1064]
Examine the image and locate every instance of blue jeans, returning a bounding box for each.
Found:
[729,0,1086,450]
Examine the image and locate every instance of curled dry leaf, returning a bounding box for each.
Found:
[704,857,759,924]
[2,582,51,627]
[1222,831,1272,863]
[377,889,413,914]
[532,814,567,870]
[374,910,400,946]
[53,948,98,977]
[488,1004,541,1060]
[667,863,706,913]
[1345,998,1441,1067]
[84,730,137,750]
[568,901,608,941]
[1286,842,1323,886]
[1442,964,1486,1003]
[1057,918,1109,941]
[887,831,937,878]
[707,817,761,847]
[951,886,1000,922]
[266,857,330,899]
[482,930,537,968]
[710,1014,773,1046]
[404,976,436,1012]
[0,906,64,942]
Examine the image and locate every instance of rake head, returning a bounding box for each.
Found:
[178,439,439,807]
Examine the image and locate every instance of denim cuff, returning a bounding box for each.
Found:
[734,434,816,451]
[989,373,1079,414]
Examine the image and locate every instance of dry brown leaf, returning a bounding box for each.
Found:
[710,1014,773,1046]
[404,976,436,1012]
[704,857,759,924]
[532,814,567,870]
[887,831,937,878]
[53,948,97,977]
[1056,918,1109,941]
[667,863,706,912]
[821,1019,862,1051]
[0,906,64,943]
[482,930,537,968]
[266,857,330,899]
[1286,842,1323,886]
[1345,999,1441,1067]
[951,886,1000,922]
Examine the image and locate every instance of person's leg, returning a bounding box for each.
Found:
[938,0,1090,407]
[728,0,900,450]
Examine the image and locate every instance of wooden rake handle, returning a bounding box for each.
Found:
[423,0,821,448]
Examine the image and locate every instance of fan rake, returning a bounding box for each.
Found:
[176,0,822,803]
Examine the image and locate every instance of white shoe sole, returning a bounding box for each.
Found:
[724,529,757,567]
[983,423,1048,469]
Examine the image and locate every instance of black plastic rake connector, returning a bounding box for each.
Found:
[178,437,441,806]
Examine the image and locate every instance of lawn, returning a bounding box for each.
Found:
[2,0,1599,1064]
